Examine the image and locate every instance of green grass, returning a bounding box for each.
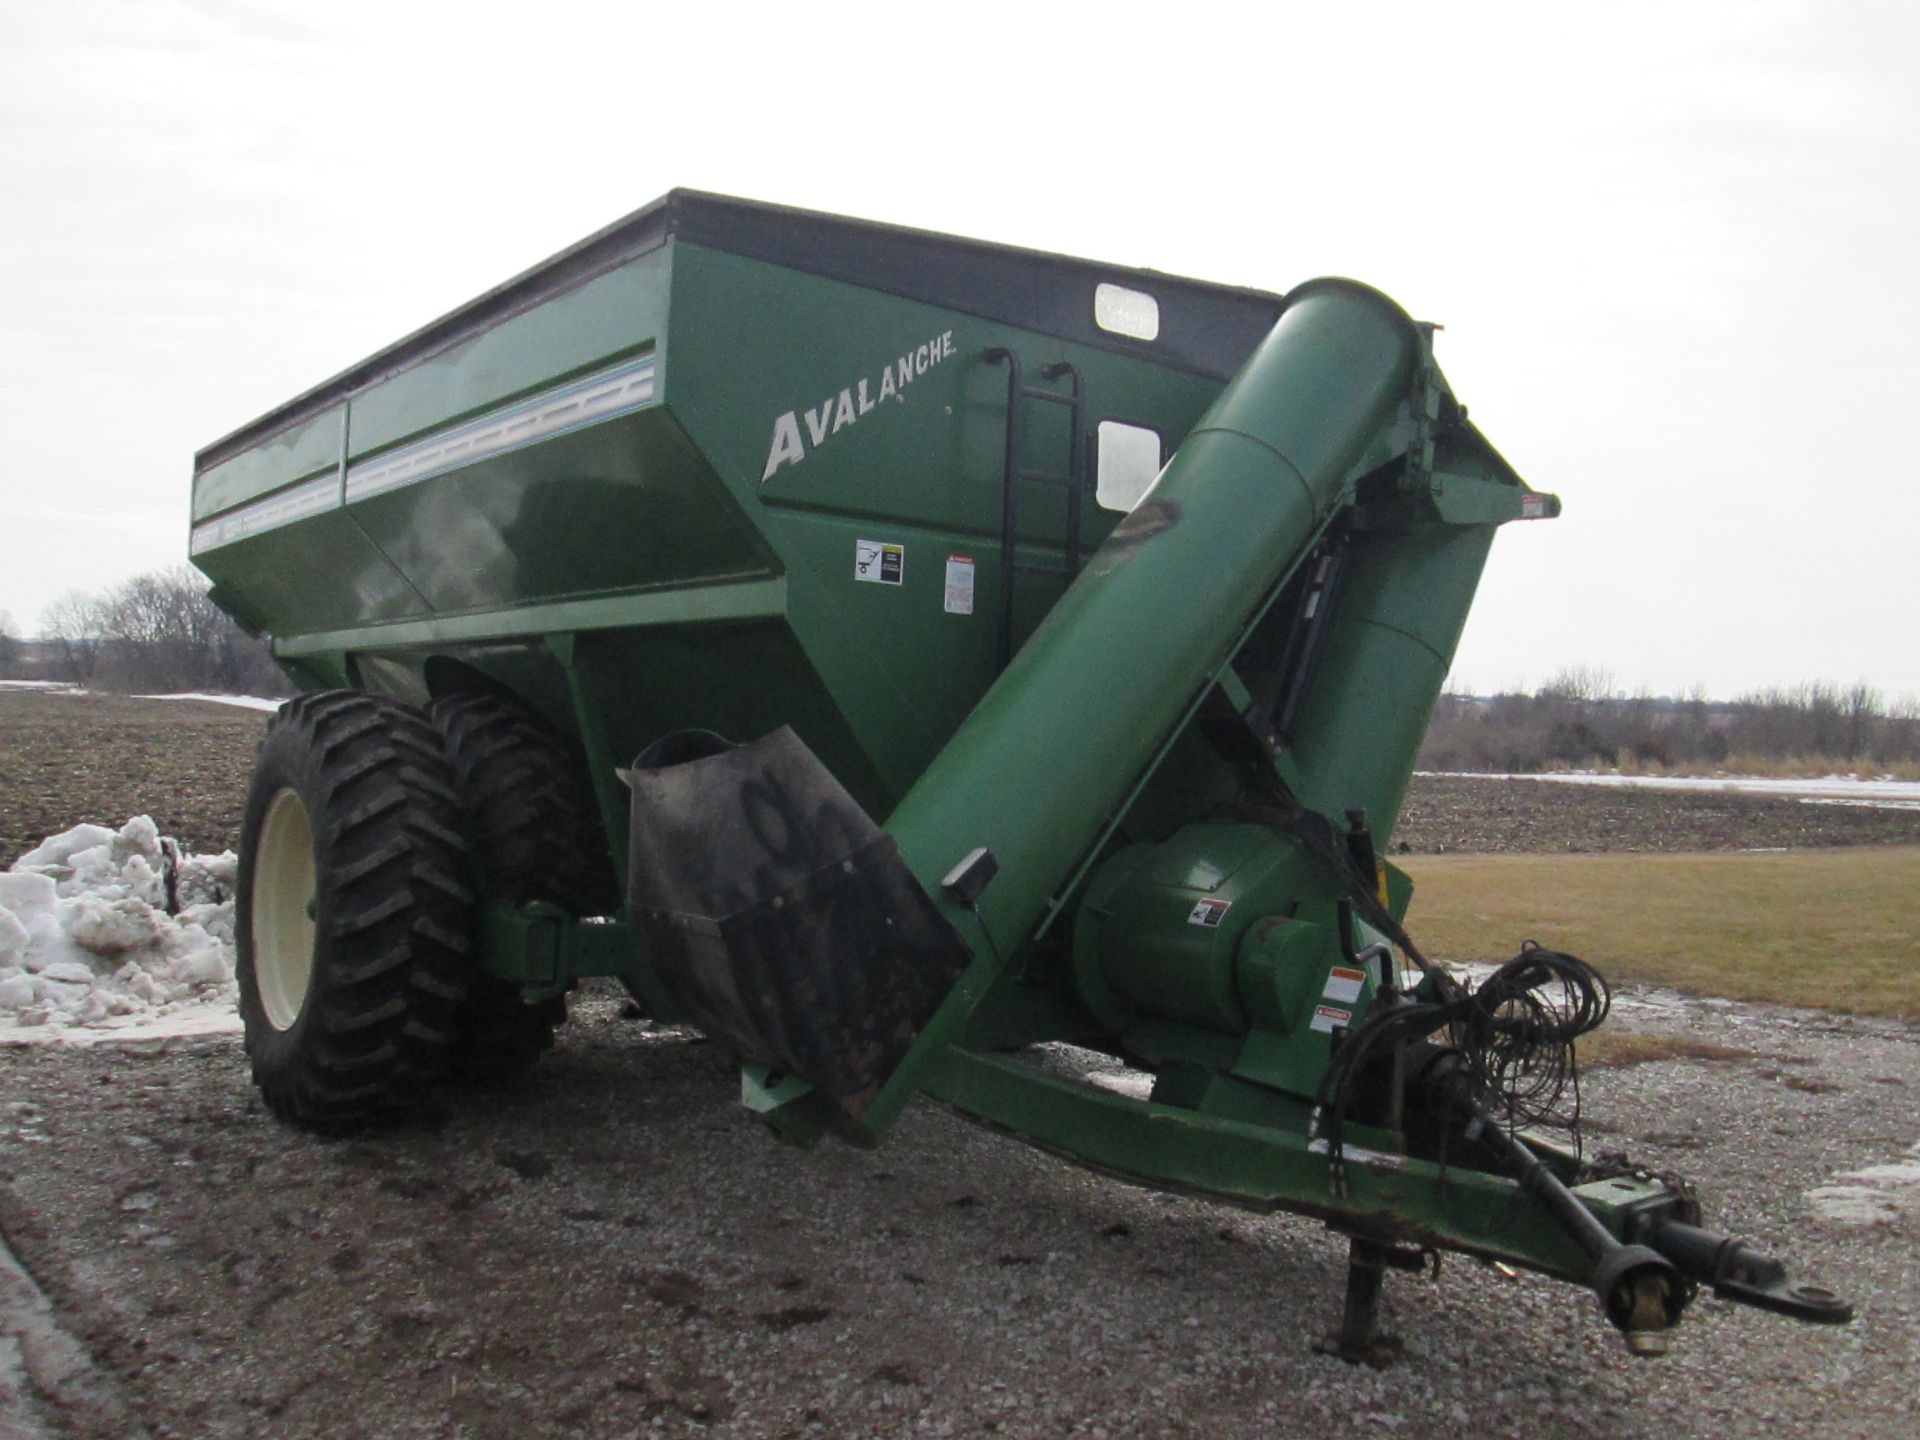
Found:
[1399,845,1920,1020]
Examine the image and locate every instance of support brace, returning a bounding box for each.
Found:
[1313,1236,1426,1366]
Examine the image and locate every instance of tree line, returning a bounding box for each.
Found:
[13,567,290,696]
[6,583,1914,776]
[1420,665,1920,775]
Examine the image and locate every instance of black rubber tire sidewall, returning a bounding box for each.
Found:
[235,690,475,1127]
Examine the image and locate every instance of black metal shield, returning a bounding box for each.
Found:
[625,727,970,1118]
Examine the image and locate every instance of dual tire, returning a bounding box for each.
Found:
[236,689,610,1128]
[430,691,617,1075]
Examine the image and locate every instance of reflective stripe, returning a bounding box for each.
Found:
[189,473,337,555]
[189,354,659,554]
[345,355,657,502]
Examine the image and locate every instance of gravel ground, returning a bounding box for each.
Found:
[4,688,1917,1437]
[1,986,1913,1440]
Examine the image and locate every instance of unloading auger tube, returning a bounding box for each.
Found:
[623,279,1854,1359]
[193,193,1854,1368]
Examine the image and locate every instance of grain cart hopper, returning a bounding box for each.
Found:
[191,191,1852,1361]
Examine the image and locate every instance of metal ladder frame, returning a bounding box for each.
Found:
[984,348,1087,671]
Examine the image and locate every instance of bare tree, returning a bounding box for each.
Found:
[40,569,289,696]
[88,566,251,691]
[1842,681,1881,763]
[1539,664,1617,705]
[0,609,17,674]
[1882,696,1920,766]
[1421,676,1917,775]
[96,569,190,688]
[39,591,105,683]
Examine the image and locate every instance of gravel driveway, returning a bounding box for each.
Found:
[2,982,1913,1440]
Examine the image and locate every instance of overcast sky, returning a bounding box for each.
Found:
[2,0,1914,699]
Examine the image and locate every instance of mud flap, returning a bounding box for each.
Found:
[624,727,971,1120]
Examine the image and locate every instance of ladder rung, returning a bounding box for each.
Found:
[1013,561,1075,578]
[1016,469,1074,487]
[1019,387,1078,406]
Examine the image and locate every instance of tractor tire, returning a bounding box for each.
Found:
[236,690,475,1128]
[430,691,619,1076]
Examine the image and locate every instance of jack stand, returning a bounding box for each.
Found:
[1314,1238,1410,1367]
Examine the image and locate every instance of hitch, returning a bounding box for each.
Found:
[1641,1217,1854,1325]
[1420,1053,1854,1350]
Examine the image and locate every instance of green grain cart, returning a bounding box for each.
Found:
[191,191,1850,1360]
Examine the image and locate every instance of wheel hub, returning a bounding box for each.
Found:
[252,787,317,1031]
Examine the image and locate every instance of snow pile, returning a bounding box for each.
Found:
[1421,769,1920,811]
[134,692,285,713]
[1806,1142,1920,1226]
[0,682,284,712]
[0,817,239,1041]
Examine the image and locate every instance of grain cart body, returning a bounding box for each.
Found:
[194,192,1851,1358]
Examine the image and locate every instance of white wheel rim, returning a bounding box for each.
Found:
[253,787,317,1031]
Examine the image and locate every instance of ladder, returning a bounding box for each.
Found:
[983,348,1087,672]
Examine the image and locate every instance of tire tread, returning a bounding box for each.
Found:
[430,691,619,1076]
[236,689,474,1128]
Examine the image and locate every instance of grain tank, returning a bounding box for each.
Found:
[192,191,1851,1360]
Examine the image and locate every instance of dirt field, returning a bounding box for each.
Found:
[1395,772,1920,855]
[0,691,265,864]
[3,689,1917,1439]
[5,690,1919,868]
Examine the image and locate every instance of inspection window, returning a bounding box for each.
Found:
[1095,420,1165,512]
[1093,283,1160,342]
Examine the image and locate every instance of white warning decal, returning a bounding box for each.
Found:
[1310,1004,1351,1034]
[1322,966,1366,1005]
[1187,898,1232,928]
[855,538,904,585]
[944,554,976,614]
